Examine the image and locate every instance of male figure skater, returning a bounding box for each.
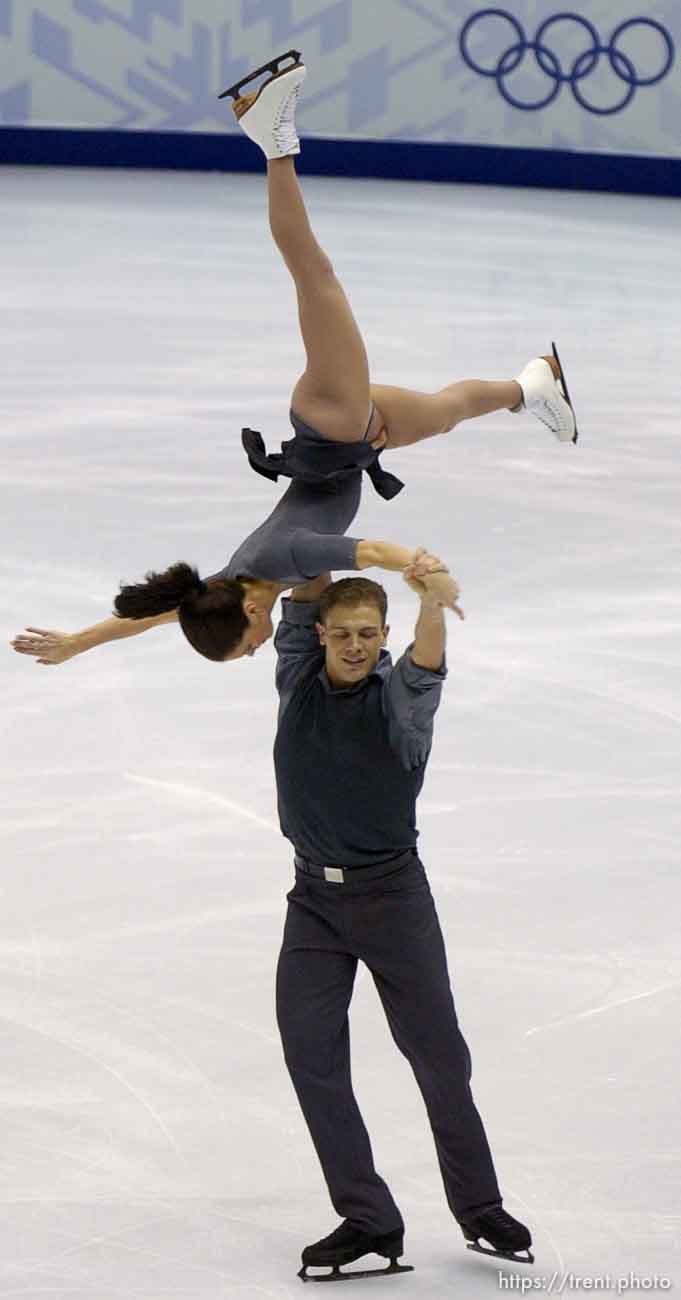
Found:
[273,562,533,1280]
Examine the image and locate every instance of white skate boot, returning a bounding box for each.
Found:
[219,49,305,160]
[513,342,578,443]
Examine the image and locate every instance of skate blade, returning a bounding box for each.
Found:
[466,1241,535,1265]
[298,1259,414,1283]
[218,49,302,101]
[551,340,578,444]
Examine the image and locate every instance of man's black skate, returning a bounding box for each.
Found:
[298,1221,414,1283]
[459,1204,534,1265]
[219,49,302,101]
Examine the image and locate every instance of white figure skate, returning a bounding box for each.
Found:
[219,49,306,159]
[514,342,578,443]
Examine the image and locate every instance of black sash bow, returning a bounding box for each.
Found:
[241,427,404,501]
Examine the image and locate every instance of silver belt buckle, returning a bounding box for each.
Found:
[324,866,344,884]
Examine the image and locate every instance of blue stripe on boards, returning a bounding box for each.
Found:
[1,126,680,199]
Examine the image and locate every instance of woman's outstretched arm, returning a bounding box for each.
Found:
[10,545,453,666]
[355,539,425,573]
[10,608,178,666]
[356,539,462,611]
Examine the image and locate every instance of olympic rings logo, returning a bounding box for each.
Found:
[459,9,675,115]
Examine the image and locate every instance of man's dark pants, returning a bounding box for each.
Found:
[276,853,502,1235]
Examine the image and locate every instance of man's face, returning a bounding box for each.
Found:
[316,601,388,689]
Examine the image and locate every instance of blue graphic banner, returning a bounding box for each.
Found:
[1,1,680,190]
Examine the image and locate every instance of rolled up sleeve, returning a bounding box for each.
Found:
[290,530,361,580]
[274,598,324,713]
[383,644,447,769]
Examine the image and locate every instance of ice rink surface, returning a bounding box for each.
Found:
[2,164,680,1297]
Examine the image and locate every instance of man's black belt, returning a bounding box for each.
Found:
[293,848,416,884]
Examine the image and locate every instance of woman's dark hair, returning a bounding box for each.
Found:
[318,577,388,626]
[114,562,249,662]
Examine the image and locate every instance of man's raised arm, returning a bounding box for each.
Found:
[403,563,464,670]
[274,575,331,710]
[290,573,332,602]
[381,563,461,771]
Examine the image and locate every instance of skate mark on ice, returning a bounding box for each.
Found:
[81,1229,286,1293]
[163,996,281,1051]
[37,1207,188,1269]
[0,1008,183,1159]
[420,782,679,812]
[472,662,681,730]
[225,1016,279,1048]
[90,991,233,1131]
[580,647,681,672]
[499,1184,566,1278]
[526,979,681,1037]
[1,1112,117,1191]
[125,773,280,833]
[83,900,282,944]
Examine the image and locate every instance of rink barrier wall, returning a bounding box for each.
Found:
[1,128,680,198]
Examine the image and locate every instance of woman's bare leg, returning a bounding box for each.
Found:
[369,377,523,450]
[236,102,555,451]
[369,353,564,449]
[265,155,372,441]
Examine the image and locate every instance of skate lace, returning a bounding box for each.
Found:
[274,85,301,147]
[536,396,571,432]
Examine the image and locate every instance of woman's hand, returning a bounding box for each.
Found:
[10,627,81,665]
[402,566,465,621]
[409,545,448,578]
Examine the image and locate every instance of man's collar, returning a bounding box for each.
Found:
[317,648,392,694]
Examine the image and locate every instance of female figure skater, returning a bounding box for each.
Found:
[11,52,576,669]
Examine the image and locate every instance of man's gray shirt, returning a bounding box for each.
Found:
[273,598,447,866]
